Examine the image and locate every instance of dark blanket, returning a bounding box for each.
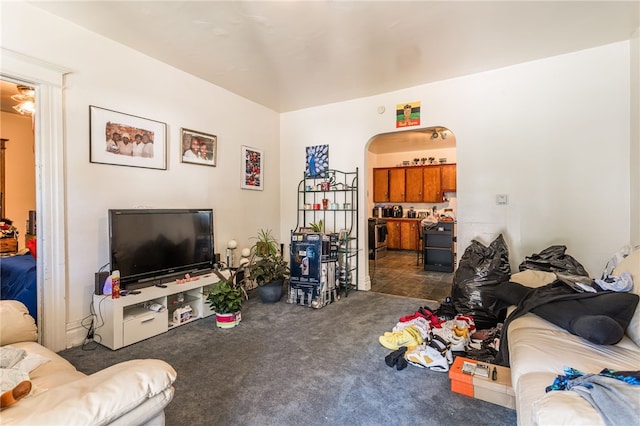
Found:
[493,279,639,367]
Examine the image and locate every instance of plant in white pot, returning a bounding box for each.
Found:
[246,229,290,303]
[206,267,246,328]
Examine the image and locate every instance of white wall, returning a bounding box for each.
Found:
[281,42,632,282]
[1,111,35,246]
[631,27,640,248]
[2,2,281,347]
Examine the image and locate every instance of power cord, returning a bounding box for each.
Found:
[369,250,377,284]
[81,296,107,350]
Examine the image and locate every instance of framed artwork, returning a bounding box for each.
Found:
[241,145,263,190]
[396,101,421,128]
[180,128,217,167]
[90,105,166,170]
[305,144,329,178]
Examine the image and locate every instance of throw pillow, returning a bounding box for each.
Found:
[570,315,625,345]
[13,352,49,373]
[510,270,557,289]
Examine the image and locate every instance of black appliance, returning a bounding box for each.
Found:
[368,218,388,260]
[109,209,215,290]
[382,206,393,217]
[392,205,403,218]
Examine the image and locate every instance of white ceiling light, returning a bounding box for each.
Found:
[11,85,35,115]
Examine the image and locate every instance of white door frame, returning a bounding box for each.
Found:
[1,48,69,351]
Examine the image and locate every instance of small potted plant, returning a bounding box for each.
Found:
[309,219,323,233]
[206,267,245,328]
[246,229,290,303]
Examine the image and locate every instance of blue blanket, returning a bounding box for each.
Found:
[0,254,37,321]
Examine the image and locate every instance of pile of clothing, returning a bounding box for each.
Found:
[378,305,501,372]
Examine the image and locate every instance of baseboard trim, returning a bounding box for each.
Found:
[360,274,372,291]
[65,319,91,349]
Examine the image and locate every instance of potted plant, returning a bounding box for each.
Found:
[309,220,323,233]
[206,267,246,328]
[246,229,290,303]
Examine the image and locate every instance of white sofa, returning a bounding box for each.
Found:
[0,300,177,425]
[506,250,640,425]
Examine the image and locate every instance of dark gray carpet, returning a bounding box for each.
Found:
[59,291,516,426]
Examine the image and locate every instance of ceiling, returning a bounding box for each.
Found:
[5,1,638,152]
[27,1,639,114]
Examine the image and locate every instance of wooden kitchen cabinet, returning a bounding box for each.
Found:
[387,219,420,251]
[388,168,406,202]
[400,220,419,250]
[440,164,457,192]
[386,220,401,249]
[373,164,456,204]
[373,168,390,202]
[373,167,407,203]
[422,166,442,202]
[405,167,424,202]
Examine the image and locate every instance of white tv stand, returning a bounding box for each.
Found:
[93,272,223,350]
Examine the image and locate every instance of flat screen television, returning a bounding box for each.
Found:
[109,208,215,290]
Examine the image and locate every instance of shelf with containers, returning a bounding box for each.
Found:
[292,169,358,302]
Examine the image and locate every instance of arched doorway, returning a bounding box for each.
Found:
[365,126,457,302]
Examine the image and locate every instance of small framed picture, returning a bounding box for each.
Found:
[180,128,217,167]
[90,105,167,170]
[305,144,329,178]
[241,145,263,190]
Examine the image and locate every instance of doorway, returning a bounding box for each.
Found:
[366,126,457,302]
[2,48,69,351]
[0,80,36,244]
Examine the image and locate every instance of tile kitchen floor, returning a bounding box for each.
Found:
[368,250,454,302]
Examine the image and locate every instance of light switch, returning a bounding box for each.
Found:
[496,194,509,205]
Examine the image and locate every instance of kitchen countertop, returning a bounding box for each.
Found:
[372,217,457,224]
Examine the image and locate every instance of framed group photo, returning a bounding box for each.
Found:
[180,128,217,167]
[89,105,167,170]
[241,145,263,190]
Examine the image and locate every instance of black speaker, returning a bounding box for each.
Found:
[95,271,110,295]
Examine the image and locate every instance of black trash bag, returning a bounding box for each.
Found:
[451,234,511,329]
[518,245,589,277]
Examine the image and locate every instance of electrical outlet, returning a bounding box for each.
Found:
[496,194,509,205]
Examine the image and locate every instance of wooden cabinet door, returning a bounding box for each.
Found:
[440,164,457,192]
[422,166,442,202]
[373,168,389,202]
[400,221,419,250]
[405,167,424,202]
[389,168,406,202]
[386,221,401,249]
